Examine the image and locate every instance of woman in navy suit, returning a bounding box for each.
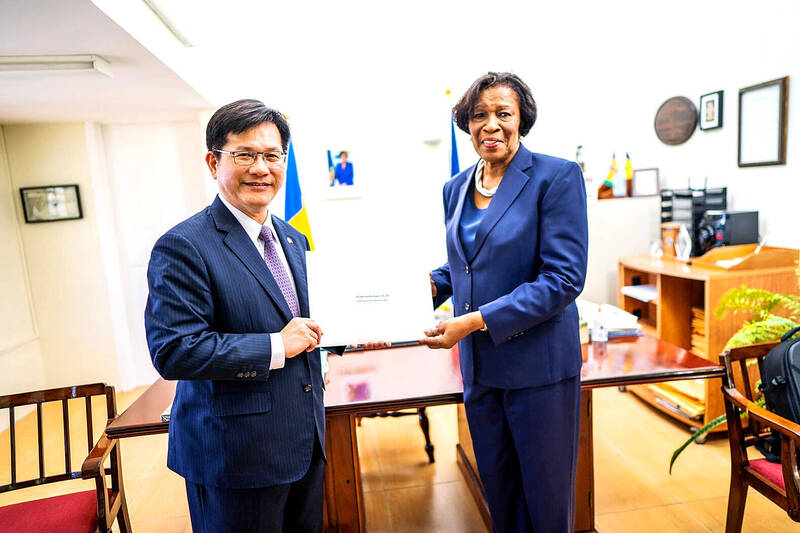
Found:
[421,72,588,532]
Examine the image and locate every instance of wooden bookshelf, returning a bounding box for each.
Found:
[618,250,798,431]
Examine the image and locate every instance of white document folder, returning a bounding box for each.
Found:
[306,251,435,347]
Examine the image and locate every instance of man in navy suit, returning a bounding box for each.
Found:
[145,99,330,532]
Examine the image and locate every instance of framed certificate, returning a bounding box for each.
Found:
[631,168,660,197]
[738,77,789,167]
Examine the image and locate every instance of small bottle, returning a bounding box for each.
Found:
[591,306,608,343]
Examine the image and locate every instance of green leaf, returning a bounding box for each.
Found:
[715,286,798,321]
[669,273,800,473]
[724,315,800,349]
[669,414,727,474]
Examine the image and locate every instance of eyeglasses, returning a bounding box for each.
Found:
[213,149,286,167]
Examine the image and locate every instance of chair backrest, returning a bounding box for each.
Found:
[720,342,778,440]
[0,383,116,493]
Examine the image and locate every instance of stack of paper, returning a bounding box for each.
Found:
[608,327,644,339]
[662,379,706,401]
[620,284,658,303]
[647,383,705,419]
[690,307,708,359]
[576,299,643,338]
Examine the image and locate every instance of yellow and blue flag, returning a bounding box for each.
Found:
[625,152,633,182]
[604,153,618,188]
[285,141,314,249]
[597,152,616,198]
[327,149,335,186]
[450,120,460,177]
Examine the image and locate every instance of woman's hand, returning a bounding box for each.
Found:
[419,312,485,349]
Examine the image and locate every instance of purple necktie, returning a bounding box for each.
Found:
[259,226,300,317]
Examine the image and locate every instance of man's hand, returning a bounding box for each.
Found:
[419,312,484,349]
[281,318,323,358]
[430,273,437,298]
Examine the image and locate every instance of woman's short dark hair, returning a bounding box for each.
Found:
[452,72,537,137]
[206,99,290,154]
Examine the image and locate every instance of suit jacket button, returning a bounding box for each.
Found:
[464,303,470,311]
[465,266,470,274]
[236,372,244,378]
[303,384,312,392]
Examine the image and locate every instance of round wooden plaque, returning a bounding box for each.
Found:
[654,96,697,145]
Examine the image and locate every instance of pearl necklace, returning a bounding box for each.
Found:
[474,159,498,197]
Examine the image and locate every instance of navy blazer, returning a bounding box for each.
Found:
[431,145,588,389]
[145,196,325,489]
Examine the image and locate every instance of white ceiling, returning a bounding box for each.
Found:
[0,0,210,123]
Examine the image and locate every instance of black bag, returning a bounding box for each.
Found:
[757,325,800,462]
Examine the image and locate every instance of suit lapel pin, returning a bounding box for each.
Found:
[287,237,294,244]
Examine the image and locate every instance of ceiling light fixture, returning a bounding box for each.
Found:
[0,55,113,77]
[142,0,194,47]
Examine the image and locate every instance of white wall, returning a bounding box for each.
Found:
[0,127,45,402]
[98,0,799,253]
[3,123,121,389]
[172,2,799,290]
[278,109,450,269]
[584,196,661,304]
[0,118,212,393]
[101,119,210,388]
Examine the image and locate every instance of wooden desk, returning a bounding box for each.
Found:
[106,338,723,533]
[106,345,463,533]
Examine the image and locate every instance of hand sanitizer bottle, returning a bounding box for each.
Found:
[591,306,608,343]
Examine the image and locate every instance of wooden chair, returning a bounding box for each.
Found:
[0,383,131,533]
[720,343,800,532]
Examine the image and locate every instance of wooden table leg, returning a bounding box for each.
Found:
[323,413,365,533]
[418,407,435,463]
[575,389,596,532]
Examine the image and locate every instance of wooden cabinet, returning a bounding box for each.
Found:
[617,252,798,430]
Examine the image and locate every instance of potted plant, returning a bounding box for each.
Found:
[669,276,800,473]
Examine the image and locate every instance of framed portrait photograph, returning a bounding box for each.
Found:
[738,76,789,167]
[328,149,354,187]
[631,168,660,197]
[19,184,83,223]
[699,90,723,130]
[324,149,362,201]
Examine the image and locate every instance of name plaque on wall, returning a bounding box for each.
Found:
[654,96,697,145]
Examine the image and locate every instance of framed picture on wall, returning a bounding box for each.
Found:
[738,76,789,167]
[19,184,83,223]
[699,90,723,130]
[328,149,355,187]
[631,168,660,197]
[324,149,362,201]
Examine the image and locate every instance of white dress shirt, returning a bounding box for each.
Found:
[219,194,300,370]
